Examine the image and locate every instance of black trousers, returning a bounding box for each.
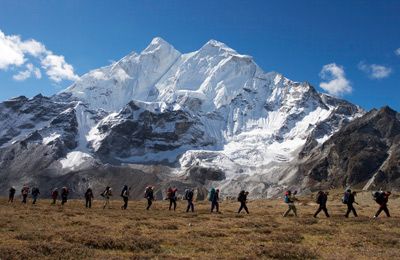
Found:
[345,204,357,217]
[61,197,67,205]
[85,198,92,208]
[211,201,219,212]
[147,198,153,210]
[375,204,390,217]
[238,201,249,214]
[314,205,329,217]
[122,197,128,209]
[22,194,27,204]
[169,198,177,211]
[32,196,38,204]
[8,194,14,203]
[52,198,57,204]
[186,200,194,212]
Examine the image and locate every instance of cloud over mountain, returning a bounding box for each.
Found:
[319,63,352,96]
[0,30,78,82]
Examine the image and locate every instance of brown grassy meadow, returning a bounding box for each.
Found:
[1,191,400,259]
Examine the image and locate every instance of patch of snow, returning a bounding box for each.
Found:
[42,133,60,145]
[60,151,93,170]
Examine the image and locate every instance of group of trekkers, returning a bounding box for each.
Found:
[7,184,393,218]
[282,188,392,218]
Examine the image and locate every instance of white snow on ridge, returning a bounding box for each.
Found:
[42,133,60,145]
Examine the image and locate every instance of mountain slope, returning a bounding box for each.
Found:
[0,37,364,197]
[298,106,400,191]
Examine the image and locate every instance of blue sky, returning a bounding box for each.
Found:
[0,0,399,110]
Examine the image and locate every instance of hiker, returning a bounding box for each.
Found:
[167,187,178,211]
[101,186,112,209]
[237,190,250,214]
[209,188,220,213]
[61,187,69,206]
[85,188,94,208]
[51,188,59,205]
[313,191,330,218]
[8,186,16,203]
[121,185,130,210]
[185,188,195,212]
[31,187,40,204]
[21,185,30,204]
[144,186,155,210]
[343,189,358,218]
[283,190,298,217]
[373,191,391,218]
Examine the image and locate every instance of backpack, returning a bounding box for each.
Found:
[284,195,290,203]
[144,187,150,198]
[373,191,385,204]
[342,192,350,204]
[315,194,321,204]
[238,192,245,202]
[184,189,190,200]
[121,188,126,197]
[208,188,216,202]
[166,188,173,199]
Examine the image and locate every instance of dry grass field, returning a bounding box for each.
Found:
[1,191,400,259]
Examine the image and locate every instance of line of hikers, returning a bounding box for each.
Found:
[283,189,392,218]
[7,185,393,218]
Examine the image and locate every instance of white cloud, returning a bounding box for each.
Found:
[0,31,25,69]
[358,61,392,79]
[319,63,352,96]
[19,39,46,57]
[0,29,78,82]
[13,63,42,81]
[41,53,79,82]
[395,48,400,56]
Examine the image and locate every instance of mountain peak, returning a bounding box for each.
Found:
[150,36,169,46]
[200,39,237,55]
[142,37,178,54]
[377,105,397,116]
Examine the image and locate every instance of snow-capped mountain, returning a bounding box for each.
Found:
[0,37,364,198]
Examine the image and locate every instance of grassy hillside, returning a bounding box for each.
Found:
[1,191,399,259]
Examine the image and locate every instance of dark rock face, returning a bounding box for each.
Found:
[186,165,226,184]
[299,98,361,158]
[95,101,216,160]
[0,95,75,147]
[299,106,400,190]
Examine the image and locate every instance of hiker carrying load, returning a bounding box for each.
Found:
[101,186,112,209]
[144,186,155,210]
[283,190,298,217]
[184,188,195,213]
[166,187,178,211]
[21,185,30,204]
[120,185,130,210]
[237,190,250,214]
[31,187,40,205]
[343,189,358,218]
[85,188,94,208]
[313,191,330,218]
[8,187,16,203]
[373,191,391,218]
[51,188,59,205]
[61,187,69,206]
[209,188,220,213]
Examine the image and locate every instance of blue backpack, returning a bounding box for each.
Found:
[284,195,290,203]
[342,192,350,204]
[208,188,215,201]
